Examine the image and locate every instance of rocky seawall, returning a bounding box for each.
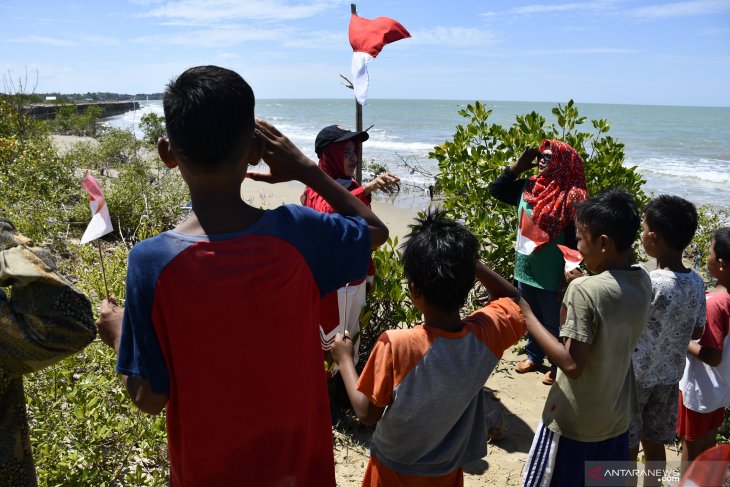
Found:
[22,101,140,120]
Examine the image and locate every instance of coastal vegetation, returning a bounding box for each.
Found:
[0,94,727,484]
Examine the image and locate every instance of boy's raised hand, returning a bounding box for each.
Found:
[246,120,316,184]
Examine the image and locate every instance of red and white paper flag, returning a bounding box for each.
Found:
[516,209,550,255]
[349,13,410,105]
[557,244,583,273]
[80,173,113,244]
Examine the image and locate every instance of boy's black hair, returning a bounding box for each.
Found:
[574,189,640,252]
[643,195,698,251]
[714,227,730,262]
[402,209,478,312]
[163,65,255,171]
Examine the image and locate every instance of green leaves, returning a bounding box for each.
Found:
[139,113,166,146]
[431,99,648,284]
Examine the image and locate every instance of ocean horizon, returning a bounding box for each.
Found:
[104,99,730,211]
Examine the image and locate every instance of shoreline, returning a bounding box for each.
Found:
[52,134,729,214]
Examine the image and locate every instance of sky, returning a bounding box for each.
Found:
[1,0,729,106]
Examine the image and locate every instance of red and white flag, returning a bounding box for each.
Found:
[80,173,113,244]
[557,244,583,273]
[349,13,410,105]
[516,209,550,255]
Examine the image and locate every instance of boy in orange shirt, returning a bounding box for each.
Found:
[332,210,547,485]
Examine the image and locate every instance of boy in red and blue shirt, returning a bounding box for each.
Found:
[96,65,388,486]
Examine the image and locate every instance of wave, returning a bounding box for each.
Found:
[632,156,730,184]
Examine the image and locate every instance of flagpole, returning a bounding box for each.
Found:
[97,240,110,300]
[352,3,364,185]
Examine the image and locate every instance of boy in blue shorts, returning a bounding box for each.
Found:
[629,195,706,486]
[523,190,652,487]
[96,65,388,486]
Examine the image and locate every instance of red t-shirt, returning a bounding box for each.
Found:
[116,205,371,486]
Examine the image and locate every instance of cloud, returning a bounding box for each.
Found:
[508,2,597,14]
[516,47,639,56]
[134,25,287,47]
[282,30,346,49]
[698,26,730,36]
[630,0,730,19]
[7,36,77,47]
[409,27,498,48]
[142,0,344,24]
[78,35,121,47]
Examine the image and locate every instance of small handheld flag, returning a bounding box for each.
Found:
[349,13,410,105]
[516,209,550,255]
[80,173,113,245]
[80,173,113,299]
[557,244,583,273]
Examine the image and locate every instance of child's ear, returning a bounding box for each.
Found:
[599,234,611,253]
[157,138,178,169]
[408,281,422,299]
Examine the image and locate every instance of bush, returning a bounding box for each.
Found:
[360,237,420,364]
[689,205,730,281]
[430,100,648,280]
[0,98,80,241]
[23,242,170,486]
[139,113,165,146]
[63,127,144,173]
[51,104,104,136]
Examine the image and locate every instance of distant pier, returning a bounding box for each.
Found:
[22,101,140,120]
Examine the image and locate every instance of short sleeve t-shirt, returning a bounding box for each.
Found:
[633,269,706,387]
[356,298,526,478]
[680,293,730,413]
[542,268,651,442]
[116,205,370,487]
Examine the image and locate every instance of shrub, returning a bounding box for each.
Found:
[688,205,730,281]
[51,104,103,136]
[430,100,648,280]
[360,236,420,365]
[0,98,80,241]
[139,113,166,146]
[63,127,144,173]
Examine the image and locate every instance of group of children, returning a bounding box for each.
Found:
[89,65,730,487]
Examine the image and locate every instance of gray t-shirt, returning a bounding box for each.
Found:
[633,269,706,387]
[542,268,651,442]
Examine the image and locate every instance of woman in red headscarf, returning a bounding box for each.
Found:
[302,125,399,419]
[489,140,588,385]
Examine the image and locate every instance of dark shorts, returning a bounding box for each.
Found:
[524,421,629,487]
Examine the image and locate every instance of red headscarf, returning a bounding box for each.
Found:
[301,139,365,210]
[523,139,588,240]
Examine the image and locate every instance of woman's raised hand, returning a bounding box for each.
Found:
[363,172,400,194]
[511,147,540,175]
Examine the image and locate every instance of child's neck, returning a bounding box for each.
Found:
[654,251,689,273]
[422,308,464,333]
[598,251,635,273]
[178,186,262,235]
[713,282,729,294]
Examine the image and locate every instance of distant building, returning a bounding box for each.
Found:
[45,96,57,101]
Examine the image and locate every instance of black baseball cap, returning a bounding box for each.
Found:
[314,125,371,157]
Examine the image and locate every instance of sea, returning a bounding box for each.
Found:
[103,99,730,210]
